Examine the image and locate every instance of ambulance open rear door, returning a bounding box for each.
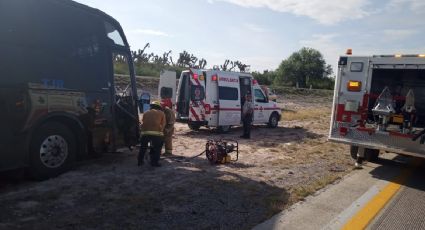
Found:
[159,70,177,108]
[217,74,241,127]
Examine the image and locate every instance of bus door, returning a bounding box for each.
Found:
[110,51,139,150]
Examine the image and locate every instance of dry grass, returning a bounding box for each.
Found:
[282,108,331,121]
[291,174,342,201]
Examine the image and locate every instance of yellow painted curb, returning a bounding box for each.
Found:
[341,168,413,230]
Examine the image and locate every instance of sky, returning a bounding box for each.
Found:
[75,0,425,74]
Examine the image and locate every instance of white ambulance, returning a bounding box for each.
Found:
[329,51,425,163]
[159,68,281,132]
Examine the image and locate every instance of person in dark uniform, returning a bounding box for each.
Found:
[241,92,254,139]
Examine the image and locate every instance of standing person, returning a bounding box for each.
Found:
[161,98,175,156]
[241,92,254,139]
[138,101,165,167]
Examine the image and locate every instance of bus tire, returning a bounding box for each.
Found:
[29,122,77,180]
[350,146,379,162]
[268,113,279,128]
[218,125,231,133]
[188,123,201,131]
[365,148,380,162]
[350,146,359,160]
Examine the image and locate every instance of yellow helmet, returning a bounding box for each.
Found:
[150,100,161,109]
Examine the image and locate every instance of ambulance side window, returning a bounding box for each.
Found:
[219,86,238,100]
[191,85,205,101]
[255,89,267,103]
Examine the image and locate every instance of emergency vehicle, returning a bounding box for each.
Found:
[159,69,281,132]
[329,50,425,162]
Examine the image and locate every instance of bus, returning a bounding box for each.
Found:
[0,0,140,179]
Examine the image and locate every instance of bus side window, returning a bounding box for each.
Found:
[105,22,125,46]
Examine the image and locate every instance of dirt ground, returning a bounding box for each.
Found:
[0,93,353,230]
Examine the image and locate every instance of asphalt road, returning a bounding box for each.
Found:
[254,152,424,230]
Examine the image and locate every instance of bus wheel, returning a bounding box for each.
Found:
[365,148,380,162]
[218,125,231,133]
[29,122,76,180]
[188,123,201,131]
[268,113,279,128]
[350,146,359,160]
[350,146,379,162]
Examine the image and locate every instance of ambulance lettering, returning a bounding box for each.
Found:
[219,77,239,83]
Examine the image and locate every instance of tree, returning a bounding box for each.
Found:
[252,70,276,85]
[177,51,198,68]
[275,47,332,88]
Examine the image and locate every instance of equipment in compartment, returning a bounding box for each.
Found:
[401,89,416,133]
[371,87,418,134]
[372,87,396,131]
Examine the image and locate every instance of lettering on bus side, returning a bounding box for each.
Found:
[219,77,239,83]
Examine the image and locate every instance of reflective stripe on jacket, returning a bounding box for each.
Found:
[141,131,164,137]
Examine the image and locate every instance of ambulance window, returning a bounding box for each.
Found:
[219,86,238,100]
[160,87,173,99]
[350,62,364,72]
[255,89,267,103]
[191,85,205,101]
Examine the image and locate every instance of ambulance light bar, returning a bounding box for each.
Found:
[373,54,425,58]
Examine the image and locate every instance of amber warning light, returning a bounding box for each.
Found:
[346,49,353,55]
[347,81,362,92]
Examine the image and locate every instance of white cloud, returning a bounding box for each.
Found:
[210,0,371,25]
[387,0,425,12]
[129,29,171,37]
[243,23,268,33]
[300,34,343,74]
[382,29,418,41]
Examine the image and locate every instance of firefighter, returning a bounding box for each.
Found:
[161,98,175,156]
[138,101,165,167]
[241,92,254,139]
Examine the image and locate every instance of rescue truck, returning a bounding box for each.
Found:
[159,69,281,132]
[329,50,425,164]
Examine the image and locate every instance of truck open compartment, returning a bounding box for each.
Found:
[368,68,425,128]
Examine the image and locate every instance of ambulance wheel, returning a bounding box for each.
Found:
[188,123,200,131]
[29,122,76,180]
[218,125,231,133]
[268,113,279,128]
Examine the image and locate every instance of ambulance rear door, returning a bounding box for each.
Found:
[159,70,177,108]
[217,73,241,126]
[188,69,207,124]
